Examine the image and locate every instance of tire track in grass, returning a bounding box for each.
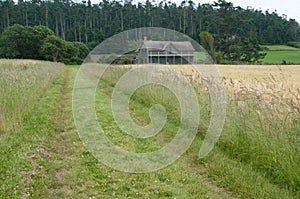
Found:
[0,63,69,198]
[96,67,297,198]
[95,76,235,199]
[34,66,87,198]
[20,66,72,198]
[3,66,84,198]
[27,66,227,198]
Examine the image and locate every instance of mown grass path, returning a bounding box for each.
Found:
[44,66,233,198]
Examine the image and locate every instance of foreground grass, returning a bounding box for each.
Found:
[0,62,229,198]
[1,61,299,198]
[179,64,300,196]
[0,60,67,197]
[99,67,299,198]
[0,60,64,134]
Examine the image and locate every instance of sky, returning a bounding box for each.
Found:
[207,0,300,22]
[90,0,300,23]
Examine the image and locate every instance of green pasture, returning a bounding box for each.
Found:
[260,45,300,64]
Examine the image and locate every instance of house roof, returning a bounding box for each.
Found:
[142,41,195,51]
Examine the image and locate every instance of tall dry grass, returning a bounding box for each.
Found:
[186,64,300,191]
[123,64,300,191]
[0,59,65,134]
[97,64,300,194]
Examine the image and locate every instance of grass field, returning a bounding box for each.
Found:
[1,60,299,198]
[260,45,300,64]
[261,45,300,51]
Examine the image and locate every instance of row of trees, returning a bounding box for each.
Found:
[0,24,89,64]
[200,31,266,63]
[0,0,298,44]
[0,0,299,63]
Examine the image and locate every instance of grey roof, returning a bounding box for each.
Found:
[142,41,195,51]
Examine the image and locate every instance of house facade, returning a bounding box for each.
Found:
[137,40,195,64]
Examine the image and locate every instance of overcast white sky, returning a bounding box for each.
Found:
[89,0,300,23]
[208,0,300,22]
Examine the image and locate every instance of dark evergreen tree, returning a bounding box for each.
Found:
[0,0,299,63]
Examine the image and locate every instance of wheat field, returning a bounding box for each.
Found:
[109,64,300,133]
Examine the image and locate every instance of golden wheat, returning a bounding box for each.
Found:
[111,64,300,125]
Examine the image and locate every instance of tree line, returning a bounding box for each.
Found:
[0,24,89,64]
[0,0,299,63]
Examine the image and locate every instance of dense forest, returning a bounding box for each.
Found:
[0,0,299,63]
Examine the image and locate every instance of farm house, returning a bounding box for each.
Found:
[137,39,195,64]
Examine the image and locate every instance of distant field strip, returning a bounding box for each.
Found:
[260,45,300,64]
[262,45,300,51]
[261,51,300,64]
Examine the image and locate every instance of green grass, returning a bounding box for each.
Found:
[0,60,67,197]
[261,45,300,51]
[0,60,65,134]
[1,61,299,198]
[0,62,228,198]
[96,67,300,198]
[260,45,300,64]
[194,51,211,63]
[261,50,300,64]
